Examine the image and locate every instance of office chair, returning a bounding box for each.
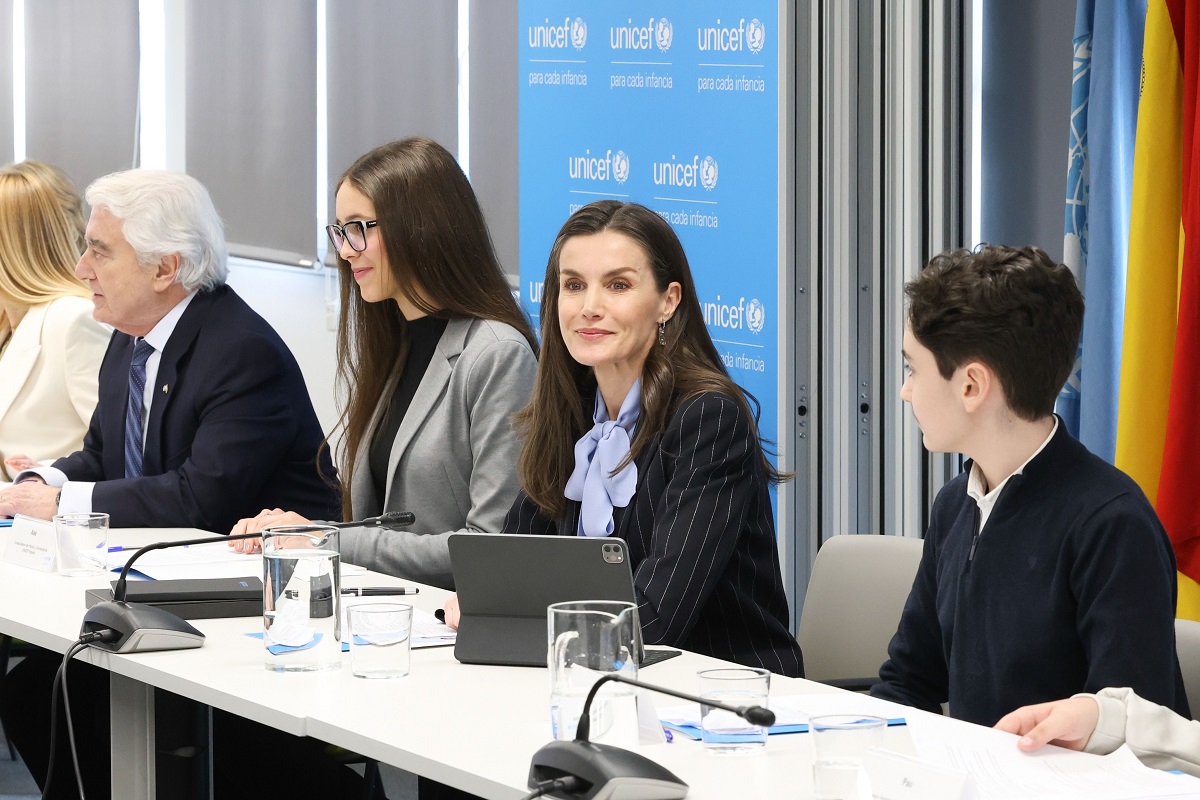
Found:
[797,534,924,692]
[1176,618,1200,721]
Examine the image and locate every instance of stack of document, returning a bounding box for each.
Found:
[911,716,1200,799]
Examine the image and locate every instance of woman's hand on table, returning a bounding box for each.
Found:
[227,508,313,553]
[442,594,461,630]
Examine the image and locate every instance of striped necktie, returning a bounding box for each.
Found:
[124,338,155,479]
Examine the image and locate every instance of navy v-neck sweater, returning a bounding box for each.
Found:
[872,422,1188,726]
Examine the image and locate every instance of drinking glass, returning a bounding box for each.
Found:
[698,667,770,752]
[811,714,887,799]
[262,525,341,672]
[54,512,109,577]
[349,602,412,678]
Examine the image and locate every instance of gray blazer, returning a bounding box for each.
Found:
[339,317,536,589]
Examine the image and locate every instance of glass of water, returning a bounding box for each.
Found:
[262,525,340,672]
[54,512,109,577]
[810,714,886,799]
[349,602,412,678]
[698,667,771,752]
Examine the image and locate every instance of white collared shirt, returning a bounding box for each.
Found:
[966,416,1059,533]
[25,292,198,514]
[132,292,196,447]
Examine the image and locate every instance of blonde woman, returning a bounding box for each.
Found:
[0,161,109,479]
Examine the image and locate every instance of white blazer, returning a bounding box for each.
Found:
[0,296,110,478]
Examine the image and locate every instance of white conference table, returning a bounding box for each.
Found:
[0,527,917,798]
[300,638,924,799]
[2,528,1180,800]
[0,528,320,798]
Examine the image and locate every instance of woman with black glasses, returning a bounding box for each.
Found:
[222,136,534,800]
[230,137,537,591]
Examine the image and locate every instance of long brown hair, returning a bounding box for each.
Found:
[515,200,784,517]
[332,137,536,517]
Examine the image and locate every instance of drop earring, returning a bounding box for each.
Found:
[658,320,666,346]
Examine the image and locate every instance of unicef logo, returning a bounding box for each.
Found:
[613,151,630,184]
[746,299,766,334]
[655,18,673,52]
[699,156,719,191]
[746,19,766,54]
[571,17,588,50]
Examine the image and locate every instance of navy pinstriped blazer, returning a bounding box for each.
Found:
[504,391,804,678]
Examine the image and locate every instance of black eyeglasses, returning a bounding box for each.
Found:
[326,220,378,253]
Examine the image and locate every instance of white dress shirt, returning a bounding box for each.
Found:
[966,416,1059,532]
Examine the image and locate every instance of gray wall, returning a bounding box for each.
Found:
[327,0,458,208]
[187,0,317,262]
[470,0,519,283]
[980,0,1075,260]
[24,0,139,190]
[0,0,11,165]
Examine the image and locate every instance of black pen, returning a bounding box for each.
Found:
[340,587,420,596]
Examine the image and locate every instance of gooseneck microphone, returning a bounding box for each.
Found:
[80,513,417,654]
[81,531,266,654]
[527,672,776,800]
[574,673,775,740]
[328,510,416,529]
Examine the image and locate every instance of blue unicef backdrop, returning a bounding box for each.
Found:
[518,1,781,460]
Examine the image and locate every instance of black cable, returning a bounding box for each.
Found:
[519,776,585,800]
[59,642,88,800]
[40,655,68,800]
[40,630,118,800]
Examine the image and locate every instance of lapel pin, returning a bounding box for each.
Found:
[162,384,169,394]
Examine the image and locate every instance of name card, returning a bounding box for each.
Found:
[4,514,57,572]
[864,748,975,800]
[637,691,668,745]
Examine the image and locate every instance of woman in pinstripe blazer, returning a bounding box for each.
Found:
[502,200,803,678]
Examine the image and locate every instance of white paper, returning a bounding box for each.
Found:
[410,608,458,647]
[636,691,668,745]
[920,739,1200,800]
[111,541,261,580]
[864,747,975,800]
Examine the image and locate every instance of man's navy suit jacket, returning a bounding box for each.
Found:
[53,285,340,531]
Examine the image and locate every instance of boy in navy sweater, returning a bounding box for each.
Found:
[870,245,1188,726]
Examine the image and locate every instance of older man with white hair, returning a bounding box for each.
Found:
[0,169,339,529]
[0,170,347,800]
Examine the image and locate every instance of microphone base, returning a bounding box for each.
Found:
[529,740,687,800]
[81,601,206,654]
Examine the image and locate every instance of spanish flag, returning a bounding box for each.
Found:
[1118,0,1200,619]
